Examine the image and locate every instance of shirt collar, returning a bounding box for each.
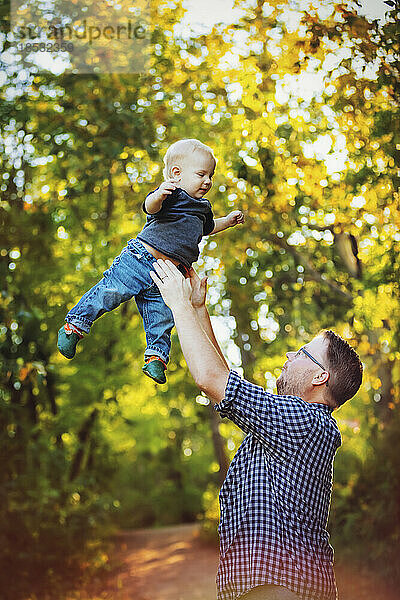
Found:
[309,402,334,414]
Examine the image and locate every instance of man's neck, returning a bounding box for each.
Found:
[303,394,333,408]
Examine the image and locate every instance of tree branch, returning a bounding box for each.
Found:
[266,233,354,301]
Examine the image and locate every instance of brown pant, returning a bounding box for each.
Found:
[241,584,300,600]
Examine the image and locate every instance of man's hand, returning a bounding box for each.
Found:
[188,268,207,309]
[226,210,245,227]
[150,259,192,312]
[150,260,229,401]
[150,261,208,311]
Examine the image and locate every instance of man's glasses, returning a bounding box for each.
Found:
[295,347,329,386]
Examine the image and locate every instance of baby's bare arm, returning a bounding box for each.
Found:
[210,210,245,234]
[144,180,177,214]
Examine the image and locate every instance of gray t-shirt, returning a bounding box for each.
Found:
[137,187,215,267]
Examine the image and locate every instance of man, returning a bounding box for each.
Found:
[150,259,363,600]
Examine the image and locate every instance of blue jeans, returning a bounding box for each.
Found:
[65,239,174,363]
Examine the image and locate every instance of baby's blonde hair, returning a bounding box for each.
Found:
[163,138,216,179]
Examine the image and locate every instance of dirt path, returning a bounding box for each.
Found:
[77,523,399,600]
[84,523,219,600]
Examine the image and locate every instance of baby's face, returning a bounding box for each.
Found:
[174,151,215,199]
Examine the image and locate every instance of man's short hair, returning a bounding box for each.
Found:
[163,139,216,179]
[322,329,363,407]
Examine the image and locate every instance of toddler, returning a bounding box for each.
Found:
[57,138,244,383]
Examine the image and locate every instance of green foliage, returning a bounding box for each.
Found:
[331,411,400,585]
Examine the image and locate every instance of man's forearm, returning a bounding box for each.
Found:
[194,305,229,370]
[171,301,229,402]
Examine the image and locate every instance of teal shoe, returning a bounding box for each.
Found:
[142,357,167,384]
[57,324,83,359]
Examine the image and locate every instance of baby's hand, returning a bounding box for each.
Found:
[145,179,178,213]
[158,179,177,199]
[226,210,245,227]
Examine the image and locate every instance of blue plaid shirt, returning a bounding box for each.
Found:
[214,370,342,600]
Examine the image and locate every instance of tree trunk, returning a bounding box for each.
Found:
[376,357,395,424]
[69,408,99,481]
[46,371,63,448]
[104,166,115,232]
[368,329,395,425]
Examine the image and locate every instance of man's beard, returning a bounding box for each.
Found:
[276,367,314,397]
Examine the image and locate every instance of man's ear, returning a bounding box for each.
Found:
[170,165,181,181]
[312,371,330,387]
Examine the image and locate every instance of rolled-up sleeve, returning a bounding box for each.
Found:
[215,370,315,461]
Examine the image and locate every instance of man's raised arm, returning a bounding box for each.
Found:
[150,260,229,402]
